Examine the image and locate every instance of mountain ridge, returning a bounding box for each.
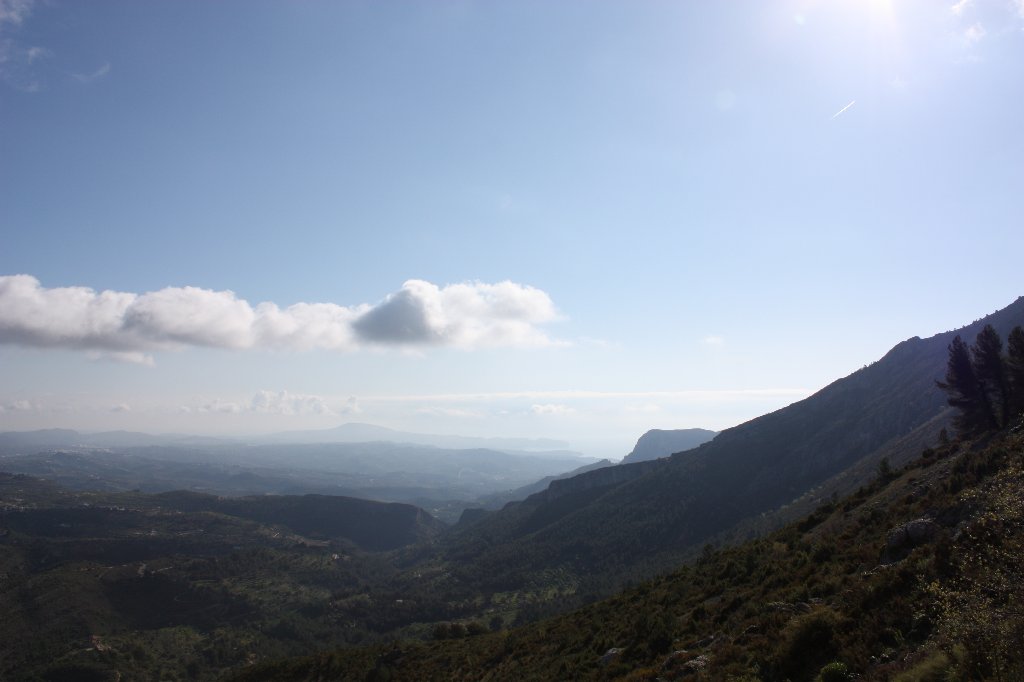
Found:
[435,295,1024,592]
[620,428,718,465]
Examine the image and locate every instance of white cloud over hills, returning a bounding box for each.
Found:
[0,275,561,362]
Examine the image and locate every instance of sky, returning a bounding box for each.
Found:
[1,0,1022,458]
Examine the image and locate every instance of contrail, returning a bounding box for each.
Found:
[831,100,856,119]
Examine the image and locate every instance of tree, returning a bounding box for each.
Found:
[1006,326,1024,419]
[971,325,1008,427]
[937,336,992,435]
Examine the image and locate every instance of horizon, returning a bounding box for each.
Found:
[2,1,1022,460]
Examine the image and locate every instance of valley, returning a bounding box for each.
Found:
[1,297,1022,680]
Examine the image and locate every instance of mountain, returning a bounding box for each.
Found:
[435,296,1024,594]
[463,459,614,518]
[0,441,598,519]
[262,422,571,453]
[230,427,1024,682]
[619,428,718,464]
[0,428,234,453]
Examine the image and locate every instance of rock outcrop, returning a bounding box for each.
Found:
[620,428,717,465]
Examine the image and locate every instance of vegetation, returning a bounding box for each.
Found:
[3,305,1024,680]
[938,325,1024,434]
[231,425,1024,681]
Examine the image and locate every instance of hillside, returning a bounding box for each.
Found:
[431,296,1024,595]
[619,428,717,465]
[230,426,1024,681]
[0,480,448,680]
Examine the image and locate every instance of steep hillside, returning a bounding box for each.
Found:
[469,459,614,514]
[231,427,1024,681]
[434,296,1024,594]
[620,428,717,465]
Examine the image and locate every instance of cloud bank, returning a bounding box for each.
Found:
[0,275,561,361]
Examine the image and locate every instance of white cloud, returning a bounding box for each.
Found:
[624,403,663,413]
[416,406,482,419]
[249,390,334,416]
[0,0,32,27]
[24,45,48,62]
[3,399,36,412]
[110,403,131,413]
[964,21,986,42]
[530,403,576,416]
[950,0,972,16]
[340,396,362,415]
[352,279,560,349]
[0,0,42,91]
[72,62,110,83]
[0,274,563,361]
[198,399,243,414]
[701,335,725,346]
[87,350,156,366]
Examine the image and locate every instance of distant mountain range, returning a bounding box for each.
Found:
[619,428,718,464]
[0,430,597,523]
[261,422,572,453]
[0,423,573,455]
[0,428,233,452]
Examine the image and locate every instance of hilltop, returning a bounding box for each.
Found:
[619,428,717,465]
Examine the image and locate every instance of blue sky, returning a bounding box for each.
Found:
[1,0,1022,458]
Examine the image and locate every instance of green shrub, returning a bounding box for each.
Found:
[817,660,849,681]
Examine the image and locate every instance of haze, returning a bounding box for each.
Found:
[1,0,1022,459]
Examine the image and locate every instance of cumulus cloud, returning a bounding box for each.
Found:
[0,275,562,361]
[0,0,32,27]
[1,399,36,412]
[950,0,972,15]
[198,399,243,414]
[702,335,725,346]
[340,396,362,415]
[249,390,333,416]
[964,21,986,42]
[352,279,559,349]
[530,403,576,416]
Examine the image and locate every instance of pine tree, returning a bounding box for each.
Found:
[971,325,1008,428]
[936,335,991,434]
[1007,326,1024,419]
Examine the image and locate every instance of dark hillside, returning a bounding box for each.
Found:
[230,426,1024,681]
[435,297,1024,592]
[153,490,446,551]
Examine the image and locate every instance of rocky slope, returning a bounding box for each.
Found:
[619,428,717,465]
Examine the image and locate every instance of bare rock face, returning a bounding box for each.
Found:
[621,429,718,465]
[886,518,939,552]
